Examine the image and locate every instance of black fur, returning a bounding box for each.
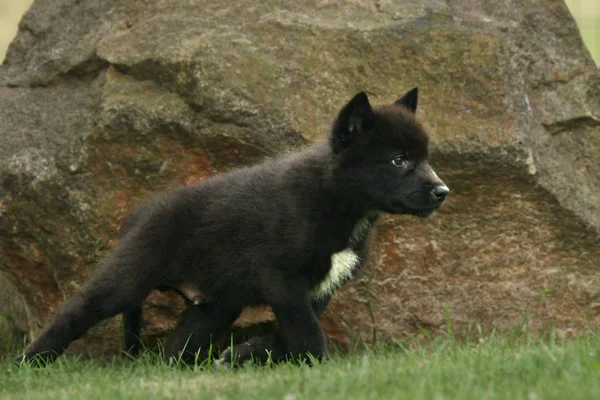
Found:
[220,285,333,366]
[17,88,448,366]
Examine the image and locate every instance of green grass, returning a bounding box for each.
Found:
[2,334,600,400]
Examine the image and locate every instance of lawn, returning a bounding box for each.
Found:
[2,335,600,400]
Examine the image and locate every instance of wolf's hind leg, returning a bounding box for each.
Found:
[18,251,158,365]
[123,306,143,356]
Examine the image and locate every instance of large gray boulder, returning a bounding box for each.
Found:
[1,0,599,355]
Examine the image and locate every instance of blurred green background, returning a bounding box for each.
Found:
[568,0,600,63]
[0,0,599,64]
[1,0,34,62]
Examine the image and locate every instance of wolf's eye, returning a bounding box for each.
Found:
[391,156,407,166]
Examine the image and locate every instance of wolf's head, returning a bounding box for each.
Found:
[331,88,448,217]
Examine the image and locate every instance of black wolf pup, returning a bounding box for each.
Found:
[17,88,448,366]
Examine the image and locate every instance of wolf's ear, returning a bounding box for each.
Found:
[331,92,375,153]
[394,87,418,113]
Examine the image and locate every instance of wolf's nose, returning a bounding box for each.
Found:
[431,185,449,202]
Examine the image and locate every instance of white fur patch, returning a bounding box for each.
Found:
[312,248,360,299]
[311,214,376,299]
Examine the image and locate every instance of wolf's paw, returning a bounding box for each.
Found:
[219,334,284,367]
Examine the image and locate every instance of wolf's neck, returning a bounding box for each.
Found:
[348,210,379,245]
[284,141,377,233]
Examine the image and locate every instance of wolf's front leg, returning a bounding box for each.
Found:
[164,302,241,366]
[221,295,331,366]
[266,285,327,364]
